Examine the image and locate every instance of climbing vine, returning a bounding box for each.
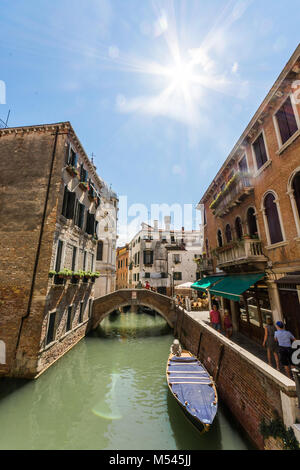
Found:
[260,417,299,450]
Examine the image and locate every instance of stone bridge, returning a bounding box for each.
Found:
[92,289,178,329]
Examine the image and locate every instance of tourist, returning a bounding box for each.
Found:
[170,339,182,357]
[262,317,280,371]
[223,309,233,338]
[274,321,296,379]
[145,281,150,290]
[209,304,221,332]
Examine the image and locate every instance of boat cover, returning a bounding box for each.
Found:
[168,356,217,426]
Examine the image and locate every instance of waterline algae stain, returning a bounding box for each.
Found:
[0,312,253,449]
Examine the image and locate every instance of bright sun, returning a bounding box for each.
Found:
[164,59,195,93]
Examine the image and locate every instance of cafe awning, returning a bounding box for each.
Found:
[208,273,265,301]
[191,276,225,292]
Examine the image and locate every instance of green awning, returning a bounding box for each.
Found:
[191,276,225,292]
[208,273,265,301]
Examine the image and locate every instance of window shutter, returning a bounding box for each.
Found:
[265,194,283,244]
[62,186,69,217]
[66,192,76,219]
[55,240,63,273]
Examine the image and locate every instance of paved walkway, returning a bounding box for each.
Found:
[185,310,282,372]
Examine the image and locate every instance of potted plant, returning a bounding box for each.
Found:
[66,165,79,178]
[79,181,89,192]
[48,270,57,278]
[58,268,73,279]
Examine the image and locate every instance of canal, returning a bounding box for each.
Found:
[0,312,253,450]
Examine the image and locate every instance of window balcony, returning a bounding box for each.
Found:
[195,258,213,272]
[215,238,267,269]
[210,172,254,218]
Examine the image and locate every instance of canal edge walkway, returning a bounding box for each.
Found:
[179,308,300,447]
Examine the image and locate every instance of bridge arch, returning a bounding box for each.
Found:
[92,289,178,330]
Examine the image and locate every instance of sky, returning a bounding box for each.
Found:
[0,0,299,242]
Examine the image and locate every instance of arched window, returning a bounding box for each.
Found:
[264,194,283,245]
[235,217,243,240]
[225,224,232,243]
[292,172,300,220]
[217,229,223,248]
[247,208,258,238]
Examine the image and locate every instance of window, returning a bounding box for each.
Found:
[88,299,93,318]
[235,217,243,240]
[144,272,150,278]
[292,172,300,221]
[86,212,95,235]
[80,164,88,183]
[225,224,232,243]
[238,155,248,173]
[46,312,56,345]
[264,193,283,244]
[275,96,298,145]
[83,251,87,270]
[66,306,72,332]
[97,241,103,261]
[55,240,63,273]
[247,208,258,238]
[68,148,78,167]
[72,246,77,272]
[253,133,268,170]
[75,202,85,229]
[221,183,226,192]
[217,229,223,248]
[91,253,94,272]
[143,250,153,265]
[173,272,182,281]
[61,187,76,219]
[173,254,181,264]
[203,208,207,225]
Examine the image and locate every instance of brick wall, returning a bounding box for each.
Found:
[176,310,297,450]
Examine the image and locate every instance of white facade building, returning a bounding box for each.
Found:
[94,180,118,297]
[128,218,203,295]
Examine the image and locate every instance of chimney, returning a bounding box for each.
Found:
[164,216,171,231]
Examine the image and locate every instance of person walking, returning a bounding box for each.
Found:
[274,321,295,379]
[263,317,280,371]
[209,304,222,332]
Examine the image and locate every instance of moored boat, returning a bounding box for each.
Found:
[166,350,218,433]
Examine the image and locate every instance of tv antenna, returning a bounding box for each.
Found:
[0,110,10,128]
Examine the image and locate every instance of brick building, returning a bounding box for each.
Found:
[116,245,129,289]
[0,122,117,378]
[197,45,300,343]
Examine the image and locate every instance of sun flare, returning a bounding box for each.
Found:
[164,60,195,93]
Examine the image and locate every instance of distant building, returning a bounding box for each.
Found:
[128,218,203,295]
[116,244,129,289]
[197,44,300,342]
[0,122,117,378]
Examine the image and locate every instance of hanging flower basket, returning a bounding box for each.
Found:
[66,166,79,178]
[79,182,89,191]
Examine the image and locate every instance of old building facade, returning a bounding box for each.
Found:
[0,122,117,378]
[128,219,203,295]
[116,245,129,290]
[197,45,300,342]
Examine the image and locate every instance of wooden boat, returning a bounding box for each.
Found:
[166,350,218,433]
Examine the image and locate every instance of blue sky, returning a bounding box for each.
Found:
[1,0,299,239]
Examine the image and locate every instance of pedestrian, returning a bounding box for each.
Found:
[209,304,222,332]
[274,321,296,379]
[262,316,280,371]
[145,281,150,290]
[223,309,233,338]
[170,339,182,357]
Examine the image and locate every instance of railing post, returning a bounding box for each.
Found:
[292,368,300,410]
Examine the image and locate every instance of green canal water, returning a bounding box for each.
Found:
[0,312,253,450]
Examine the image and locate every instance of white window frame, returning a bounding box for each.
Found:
[251,129,271,176]
[272,93,300,150]
[261,191,286,247]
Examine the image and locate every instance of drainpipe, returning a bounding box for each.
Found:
[15,128,60,356]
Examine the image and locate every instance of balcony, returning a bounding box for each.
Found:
[215,238,267,270]
[210,172,254,218]
[195,257,213,272]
